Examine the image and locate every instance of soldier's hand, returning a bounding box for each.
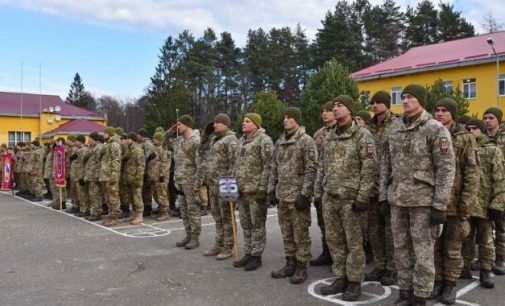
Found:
[79,179,85,186]
[379,200,390,217]
[159,176,165,182]
[255,190,267,205]
[294,194,311,211]
[430,208,447,225]
[352,199,368,212]
[488,209,503,222]
[313,197,322,209]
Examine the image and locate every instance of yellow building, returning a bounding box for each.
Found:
[0,91,106,147]
[351,31,505,116]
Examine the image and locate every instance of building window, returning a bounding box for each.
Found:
[360,90,370,106]
[8,131,31,147]
[443,81,453,94]
[391,87,402,105]
[500,75,505,96]
[463,78,476,99]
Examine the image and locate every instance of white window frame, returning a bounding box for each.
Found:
[391,87,402,105]
[8,131,31,147]
[463,78,476,99]
[443,81,453,95]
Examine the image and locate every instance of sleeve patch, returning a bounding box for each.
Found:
[439,137,450,155]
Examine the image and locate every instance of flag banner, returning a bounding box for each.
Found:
[1,152,13,191]
[53,144,66,187]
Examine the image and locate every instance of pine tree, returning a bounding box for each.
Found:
[252,91,287,141]
[66,73,96,111]
[437,3,474,42]
[404,0,439,48]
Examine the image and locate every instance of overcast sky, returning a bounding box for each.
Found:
[0,0,502,100]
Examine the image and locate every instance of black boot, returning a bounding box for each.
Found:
[493,255,505,275]
[289,261,307,284]
[439,280,457,304]
[319,278,348,296]
[309,237,332,266]
[342,281,361,301]
[271,256,296,279]
[480,269,494,289]
[460,266,473,279]
[394,290,412,305]
[143,205,152,217]
[365,267,386,282]
[428,280,443,299]
[380,270,397,286]
[412,294,426,306]
[233,254,252,268]
[176,234,191,247]
[244,255,262,271]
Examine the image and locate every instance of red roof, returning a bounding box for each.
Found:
[42,119,104,137]
[0,91,101,118]
[351,31,505,80]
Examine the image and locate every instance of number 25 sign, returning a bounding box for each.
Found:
[219,176,239,200]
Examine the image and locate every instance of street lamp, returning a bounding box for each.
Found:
[487,37,500,108]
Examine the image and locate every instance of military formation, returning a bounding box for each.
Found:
[3,83,505,305]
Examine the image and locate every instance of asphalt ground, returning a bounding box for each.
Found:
[0,191,503,306]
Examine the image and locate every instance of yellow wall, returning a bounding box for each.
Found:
[356,61,505,117]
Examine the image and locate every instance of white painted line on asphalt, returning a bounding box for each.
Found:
[433,276,482,306]
[307,278,392,305]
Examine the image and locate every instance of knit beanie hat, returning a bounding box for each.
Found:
[458,115,472,125]
[484,107,503,124]
[334,95,355,114]
[245,113,262,128]
[402,84,427,107]
[127,132,138,141]
[284,107,302,124]
[153,132,164,141]
[214,113,231,127]
[178,115,194,128]
[137,128,148,137]
[155,127,165,134]
[355,110,371,125]
[76,135,86,143]
[435,97,458,120]
[322,101,335,112]
[466,119,485,132]
[115,127,125,136]
[371,90,391,109]
[105,127,115,137]
[89,132,100,141]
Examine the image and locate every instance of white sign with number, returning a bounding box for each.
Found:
[219,176,239,199]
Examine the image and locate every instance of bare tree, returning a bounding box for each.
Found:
[481,11,504,33]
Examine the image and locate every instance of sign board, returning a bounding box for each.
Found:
[218,176,239,200]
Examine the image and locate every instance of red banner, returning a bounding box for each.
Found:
[1,152,14,191]
[53,144,66,187]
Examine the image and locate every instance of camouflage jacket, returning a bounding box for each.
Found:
[30,146,45,177]
[313,122,337,156]
[140,139,156,167]
[268,127,318,202]
[234,128,274,194]
[71,145,89,182]
[167,130,203,187]
[65,145,74,179]
[147,144,171,182]
[84,143,103,182]
[487,128,505,158]
[314,121,378,203]
[204,129,237,184]
[472,135,505,218]
[380,110,455,210]
[24,148,34,174]
[43,149,53,180]
[99,135,122,182]
[446,122,479,216]
[123,142,145,185]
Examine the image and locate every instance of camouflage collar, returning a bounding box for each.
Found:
[330,120,360,140]
[400,109,432,130]
[449,121,468,136]
[279,127,304,145]
[242,128,265,143]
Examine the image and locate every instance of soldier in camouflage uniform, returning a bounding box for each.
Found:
[269,107,317,285]
[165,115,203,249]
[116,128,131,218]
[462,119,505,289]
[72,135,90,217]
[138,128,156,216]
[365,91,400,286]
[380,85,455,305]
[310,101,336,267]
[29,141,45,202]
[314,96,377,300]
[84,132,104,221]
[124,132,146,225]
[202,113,237,260]
[147,132,171,221]
[14,143,24,195]
[99,127,122,227]
[65,135,79,213]
[43,141,55,206]
[430,98,478,304]
[483,107,505,275]
[233,113,273,271]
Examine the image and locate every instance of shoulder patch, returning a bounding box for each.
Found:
[439,137,450,155]
[366,143,377,159]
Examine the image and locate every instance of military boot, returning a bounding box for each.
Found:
[130,212,144,225]
[394,290,412,305]
[493,255,505,275]
[184,237,200,250]
[244,255,262,271]
[216,249,233,260]
[289,261,307,284]
[471,260,480,271]
[380,270,397,286]
[176,234,191,247]
[156,212,170,222]
[319,278,348,296]
[309,238,332,266]
[439,280,457,304]
[365,267,386,282]
[412,295,426,306]
[66,206,79,214]
[31,195,43,202]
[203,246,221,256]
[271,256,297,278]
[102,216,118,227]
[233,254,253,268]
[87,214,102,221]
[341,281,362,301]
[460,266,473,279]
[428,280,443,299]
[480,269,494,288]
[128,212,136,222]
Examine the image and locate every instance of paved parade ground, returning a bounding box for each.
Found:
[0,191,503,306]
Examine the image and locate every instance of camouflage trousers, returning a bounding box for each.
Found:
[200,184,208,209]
[323,192,365,282]
[126,181,144,213]
[494,214,505,256]
[278,200,311,262]
[88,181,103,217]
[179,183,202,238]
[49,179,67,208]
[152,181,169,214]
[434,216,470,281]
[29,172,43,197]
[119,177,129,210]
[391,205,438,298]
[101,180,121,218]
[314,197,326,238]
[18,173,28,193]
[142,175,152,211]
[76,181,89,213]
[238,193,268,256]
[209,181,234,250]
[368,198,395,271]
[68,178,80,210]
[462,217,495,271]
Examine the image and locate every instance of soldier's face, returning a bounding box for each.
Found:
[242,118,257,134]
[467,125,482,137]
[355,116,366,127]
[177,123,186,134]
[401,93,422,115]
[484,114,499,131]
[213,122,227,133]
[371,101,388,115]
[321,109,335,124]
[435,107,453,125]
[333,102,351,121]
[153,139,160,145]
[283,116,298,130]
